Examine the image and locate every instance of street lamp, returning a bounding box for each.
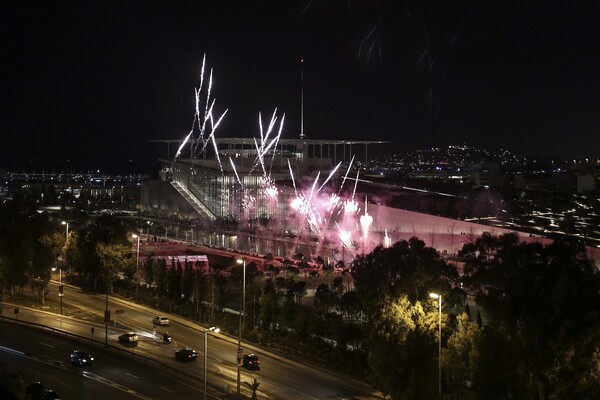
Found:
[52,266,64,315]
[132,233,140,301]
[204,326,220,400]
[235,258,246,398]
[61,220,70,276]
[61,220,69,237]
[429,292,442,400]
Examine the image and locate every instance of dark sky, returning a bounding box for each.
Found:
[2,1,599,174]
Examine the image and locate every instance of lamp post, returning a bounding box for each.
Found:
[204,326,220,400]
[132,233,140,301]
[52,267,63,315]
[61,220,69,237]
[61,221,70,275]
[235,258,246,398]
[105,277,110,345]
[429,292,442,400]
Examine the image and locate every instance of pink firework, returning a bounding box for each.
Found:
[261,177,278,204]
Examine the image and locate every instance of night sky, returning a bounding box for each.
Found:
[2,1,599,174]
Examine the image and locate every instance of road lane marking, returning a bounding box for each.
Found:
[40,342,55,348]
[0,345,25,355]
[161,386,174,393]
[83,371,152,400]
[126,372,140,379]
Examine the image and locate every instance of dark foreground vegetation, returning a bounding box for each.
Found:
[1,193,599,399]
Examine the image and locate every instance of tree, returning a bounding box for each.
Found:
[460,232,600,398]
[258,278,282,331]
[330,276,344,304]
[314,283,332,312]
[443,313,481,399]
[30,232,63,304]
[352,237,461,315]
[205,274,226,323]
[246,378,260,400]
[144,256,155,286]
[339,290,360,320]
[368,294,439,399]
[96,242,134,294]
[181,260,195,301]
[153,258,168,298]
[0,223,32,298]
[71,215,130,289]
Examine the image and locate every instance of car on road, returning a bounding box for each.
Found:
[153,316,169,326]
[118,332,139,343]
[70,350,94,366]
[242,354,260,370]
[175,348,198,362]
[42,391,61,400]
[26,382,60,400]
[26,382,46,399]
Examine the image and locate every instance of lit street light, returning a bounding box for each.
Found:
[429,292,442,400]
[52,267,63,315]
[61,221,69,273]
[61,220,69,237]
[204,326,220,400]
[132,233,140,301]
[235,258,246,398]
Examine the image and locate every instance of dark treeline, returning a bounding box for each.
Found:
[1,195,599,400]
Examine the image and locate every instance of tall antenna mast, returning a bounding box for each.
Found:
[300,58,305,139]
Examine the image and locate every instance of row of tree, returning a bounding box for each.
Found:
[348,234,600,399]
[2,193,599,399]
[0,193,64,303]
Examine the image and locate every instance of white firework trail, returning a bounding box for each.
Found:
[250,110,284,176]
[290,191,321,235]
[383,229,392,248]
[308,171,320,200]
[352,170,360,198]
[267,114,284,172]
[174,55,228,173]
[318,161,342,192]
[327,193,340,211]
[336,222,354,251]
[229,157,242,186]
[287,159,297,193]
[343,198,359,216]
[207,107,228,173]
[253,137,266,175]
[338,156,355,195]
[359,196,373,241]
[173,130,193,162]
[260,176,278,203]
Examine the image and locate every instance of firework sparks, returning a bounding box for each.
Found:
[318,161,342,192]
[383,229,392,248]
[171,58,396,259]
[359,196,373,241]
[287,159,297,192]
[229,157,242,186]
[261,176,278,203]
[337,223,354,251]
[174,55,228,173]
[338,156,355,194]
[343,198,359,216]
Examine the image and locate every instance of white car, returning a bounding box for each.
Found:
[153,316,169,326]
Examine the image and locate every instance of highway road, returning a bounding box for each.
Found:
[1,282,381,400]
[0,321,205,400]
